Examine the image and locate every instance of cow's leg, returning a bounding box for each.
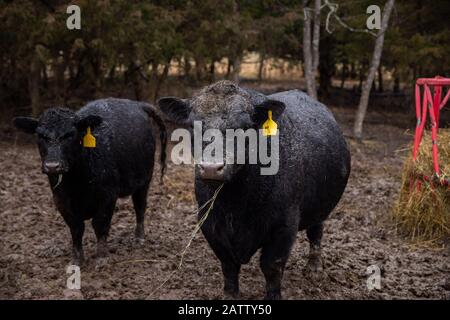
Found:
[68,220,85,266]
[132,182,150,245]
[202,232,241,298]
[92,199,116,261]
[57,199,85,265]
[260,228,296,300]
[212,242,241,298]
[306,222,324,273]
[221,259,241,298]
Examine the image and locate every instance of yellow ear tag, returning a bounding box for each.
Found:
[262,110,278,136]
[83,127,96,148]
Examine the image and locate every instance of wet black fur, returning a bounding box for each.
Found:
[158,81,351,299]
[14,98,167,264]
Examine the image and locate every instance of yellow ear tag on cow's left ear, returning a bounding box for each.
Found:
[83,127,96,148]
[262,110,278,136]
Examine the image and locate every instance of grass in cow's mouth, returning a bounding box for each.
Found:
[52,174,63,190]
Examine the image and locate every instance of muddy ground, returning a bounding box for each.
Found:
[0,104,449,300]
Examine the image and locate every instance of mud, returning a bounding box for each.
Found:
[0,107,449,300]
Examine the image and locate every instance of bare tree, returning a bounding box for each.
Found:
[312,0,321,74]
[303,0,321,100]
[232,55,242,85]
[258,51,265,81]
[353,0,396,139]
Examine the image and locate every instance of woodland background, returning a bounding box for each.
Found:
[1,0,449,135]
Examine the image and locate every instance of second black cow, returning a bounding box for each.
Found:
[14,98,167,265]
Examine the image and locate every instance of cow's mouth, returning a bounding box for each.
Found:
[197,177,226,187]
[42,161,69,175]
[202,177,224,182]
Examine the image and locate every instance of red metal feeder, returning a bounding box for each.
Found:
[412,76,450,189]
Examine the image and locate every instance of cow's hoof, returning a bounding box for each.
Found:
[306,254,324,272]
[71,252,84,266]
[304,255,325,281]
[96,241,109,259]
[135,225,145,241]
[133,237,145,247]
[71,257,83,266]
[264,291,281,300]
[223,288,239,299]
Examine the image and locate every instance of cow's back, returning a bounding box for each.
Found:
[77,98,156,196]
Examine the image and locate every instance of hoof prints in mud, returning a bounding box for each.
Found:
[0,114,449,299]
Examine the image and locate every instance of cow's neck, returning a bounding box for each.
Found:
[48,159,95,194]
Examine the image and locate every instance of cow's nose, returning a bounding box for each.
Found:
[43,161,62,174]
[199,162,225,181]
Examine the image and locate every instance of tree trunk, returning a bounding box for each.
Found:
[29,54,42,117]
[353,0,395,139]
[312,0,321,73]
[350,62,356,79]
[148,62,160,102]
[226,59,232,79]
[184,57,192,79]
[340,63,347,89]
[107,63,116,84]
[147,59,171,102]
[54,55,66,105]
[394,73,400,93]
[42,63,48,90]
[303,2,314,98]
[71,56,85,91]
[302,0,320,100]
[131,62,147,102]
[209,60,215,82]
[68,61,76,87]
[232,55,241,84]
[258,52,265,81]
[195,56,205,82]
[91,55,103,98]
[152,60,170,102]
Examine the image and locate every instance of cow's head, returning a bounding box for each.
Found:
[13,108,102,175]
[158,81,285,183]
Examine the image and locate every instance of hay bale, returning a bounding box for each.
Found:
[393,129,450,244]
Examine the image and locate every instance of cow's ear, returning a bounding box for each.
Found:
[75,115,103,132]
[157,97,192,125]
[13,117,39,134]
[252,99,286,126]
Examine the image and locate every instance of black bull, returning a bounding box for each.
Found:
[158,81,351,299]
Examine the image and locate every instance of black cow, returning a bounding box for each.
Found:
[158,81,350,299]
[13,98,167,265]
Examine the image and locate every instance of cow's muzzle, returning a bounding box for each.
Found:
[198,162,225,181]
[42,161,67,174]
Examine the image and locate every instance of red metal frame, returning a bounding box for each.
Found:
[412,76,450,188]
